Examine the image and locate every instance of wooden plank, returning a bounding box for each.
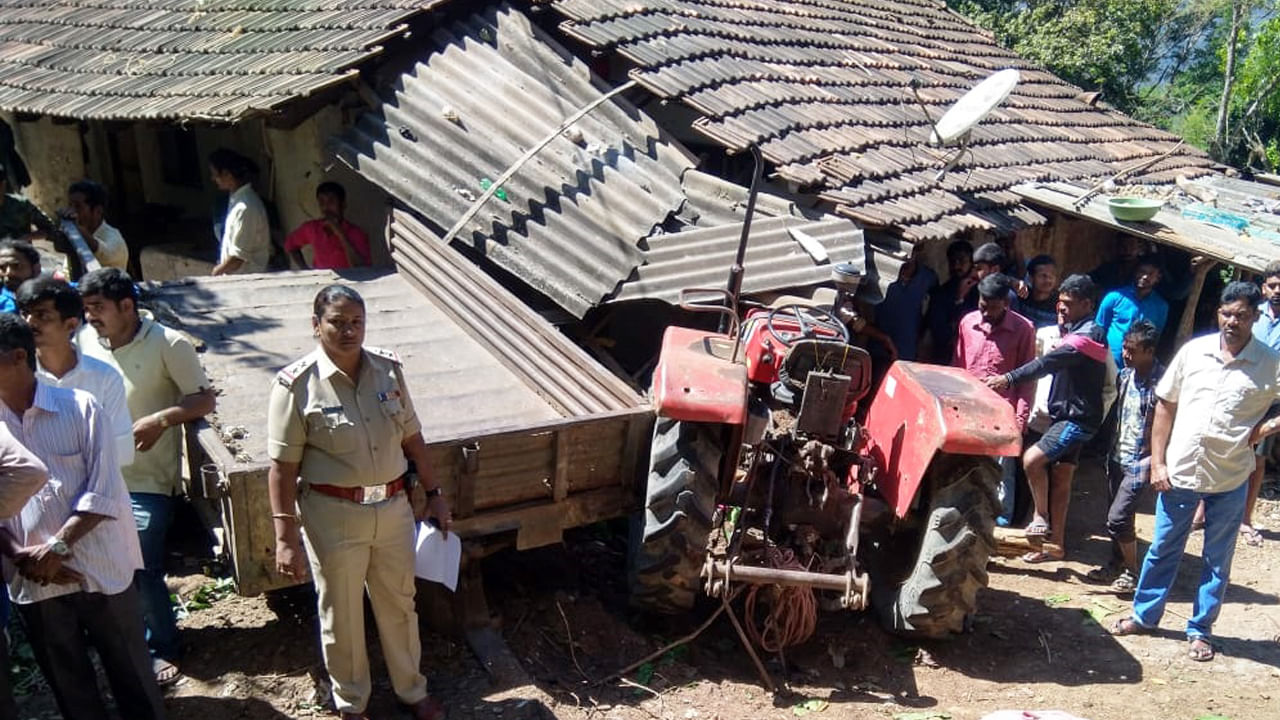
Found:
[553,431,570,502]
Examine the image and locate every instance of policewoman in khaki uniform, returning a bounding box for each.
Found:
[266,285,450,720]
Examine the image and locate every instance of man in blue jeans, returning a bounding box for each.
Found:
[1112,281,1280,661]
[78,268,216,685]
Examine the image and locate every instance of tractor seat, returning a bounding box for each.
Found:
[776,339,872,404]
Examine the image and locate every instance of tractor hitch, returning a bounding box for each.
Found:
[703,556,870,610]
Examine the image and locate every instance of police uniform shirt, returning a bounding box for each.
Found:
[267,347,421,488]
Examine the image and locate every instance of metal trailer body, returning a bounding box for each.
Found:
[154,223,649,596]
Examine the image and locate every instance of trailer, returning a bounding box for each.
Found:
[152,213,650,597]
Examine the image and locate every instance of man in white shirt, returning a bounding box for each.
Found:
[0,313,164,719]
[17,276,133,465]
[66,179,129,271]
[0,422,47,719]
[1112,282,1280,662]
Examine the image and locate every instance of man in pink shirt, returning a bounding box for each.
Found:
[954,274,1036,523]
[285,182,372,270]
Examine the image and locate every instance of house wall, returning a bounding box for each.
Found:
[8,115,84,214]
[263,105,391,267]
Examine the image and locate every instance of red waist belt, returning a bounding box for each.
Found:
[309,477,405,505]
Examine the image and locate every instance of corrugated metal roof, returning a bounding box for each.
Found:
[612,215,864,303]
[148,270,556,461]
[1013,181,1280,273]
[0,0,448,121]
[146,264,646,464]
[547,0,1222,242]
[333,3,695,318]
[388,208,643,416]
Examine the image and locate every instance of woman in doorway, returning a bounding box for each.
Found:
[209,148,270,275]
[266,285,451,720]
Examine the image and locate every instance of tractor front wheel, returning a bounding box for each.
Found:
[628,417,723,614]
[875,454,999,638]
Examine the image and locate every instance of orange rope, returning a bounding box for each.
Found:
[743,547,818,652]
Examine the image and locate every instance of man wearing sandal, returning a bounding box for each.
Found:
[1112,282,1280,662]
[987,274,1108,562]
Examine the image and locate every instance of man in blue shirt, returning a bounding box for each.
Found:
[1242,260,1280,545]
[1014,254,1061,329]
[876,246,937,362]
[1096,255,1169,367]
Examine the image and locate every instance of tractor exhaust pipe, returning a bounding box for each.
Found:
[721,144,764,334]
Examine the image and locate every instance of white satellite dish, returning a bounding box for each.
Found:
[929,68,1020,147]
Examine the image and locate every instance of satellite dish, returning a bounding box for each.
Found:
[929,68,1020,147]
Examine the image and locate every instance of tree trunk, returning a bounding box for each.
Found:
[1213,1,1247,159]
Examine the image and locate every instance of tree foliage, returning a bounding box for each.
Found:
[948,0,1280,172]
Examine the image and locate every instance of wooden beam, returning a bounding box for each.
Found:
[1177,257,1217,347]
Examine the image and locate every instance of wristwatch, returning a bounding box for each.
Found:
[46,537,70,557]
[424,486,443,499]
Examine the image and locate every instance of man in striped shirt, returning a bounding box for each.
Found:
[0,313,165,720]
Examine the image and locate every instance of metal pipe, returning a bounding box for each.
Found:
[721,144,764,334]
[709,561,849,592]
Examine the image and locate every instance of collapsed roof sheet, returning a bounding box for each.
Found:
[333,3,695,317]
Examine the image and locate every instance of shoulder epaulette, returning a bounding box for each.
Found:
[366,346,402,365]
[276,354,318,389]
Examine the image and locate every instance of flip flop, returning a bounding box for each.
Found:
[1241,525,1264,547]
[1188,635,1215,662]
[1110,617,1150,636]
[1021,549,1064,564]
[152,657,181,687]
[1024,518,1051,539]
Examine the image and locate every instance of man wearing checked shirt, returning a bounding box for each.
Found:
[0,313,165,719]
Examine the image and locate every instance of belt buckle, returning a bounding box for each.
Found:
[361,483,387,504]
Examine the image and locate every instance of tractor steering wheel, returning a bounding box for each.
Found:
[766,304,851,347]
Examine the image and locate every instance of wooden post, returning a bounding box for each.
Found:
[1176,257,1217,348]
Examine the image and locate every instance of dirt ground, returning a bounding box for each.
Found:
[14,463,1280,720]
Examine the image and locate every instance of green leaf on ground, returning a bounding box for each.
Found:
[791,698,829,716]
[634,662,655,686]
[892,712,951,720]
[659,643,689,666]
[1195,715,1232,720]
[1043,593,1071,607]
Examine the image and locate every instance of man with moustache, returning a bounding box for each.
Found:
[1112,282,1280,662]
[78,267,216,685]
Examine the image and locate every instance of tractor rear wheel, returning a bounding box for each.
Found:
[875,454,999,639]
[629,417,722,614]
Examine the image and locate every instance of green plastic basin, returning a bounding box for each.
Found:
[1107,196,1163,222]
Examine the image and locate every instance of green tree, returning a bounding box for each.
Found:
[950,0,1280,172]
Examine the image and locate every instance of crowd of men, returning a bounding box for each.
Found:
[872,237,1278,662]
[0,156,376,719]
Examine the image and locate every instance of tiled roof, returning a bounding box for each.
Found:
[548,0,1222,241]
[0,0,445,120]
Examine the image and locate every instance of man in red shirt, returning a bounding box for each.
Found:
[955,273,1036,525]
[285,182,371,270]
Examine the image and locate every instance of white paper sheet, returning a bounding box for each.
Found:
[414,521,461,591]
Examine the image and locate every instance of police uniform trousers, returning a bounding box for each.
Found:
[299,487,427,713]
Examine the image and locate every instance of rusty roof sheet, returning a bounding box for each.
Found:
[0,0,446,120]
[548,0,1222,242]
[334,3,695,318]
[612,215,864,303]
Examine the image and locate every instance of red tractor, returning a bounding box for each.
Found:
[629,156,1022,639]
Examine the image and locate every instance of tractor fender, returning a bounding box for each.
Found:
[652,326,748,425]
[862,361,1022,518]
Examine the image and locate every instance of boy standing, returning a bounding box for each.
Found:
[1090,320,1164,592]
